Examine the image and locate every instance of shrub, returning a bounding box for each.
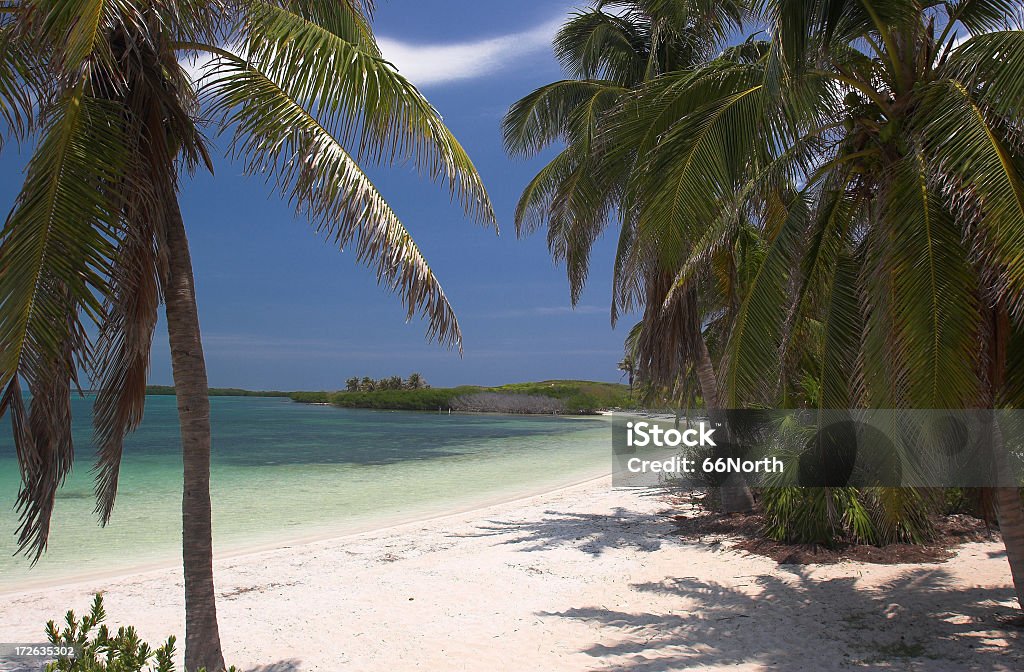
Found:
[43,595,234,672]
[760,486,935,547]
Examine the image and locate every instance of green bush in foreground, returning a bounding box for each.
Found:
[44,595,235,672]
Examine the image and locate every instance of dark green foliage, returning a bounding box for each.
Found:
[328,386,470,411]
[287,391,334,404]
[760,487,935,547]
[45,595,168,672]
[44,594,236,672]
[338,372,429,391]
[291,380,632,414]
[490,380,631,412]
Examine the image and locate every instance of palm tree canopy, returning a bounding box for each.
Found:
[0,0,495,559]
[503,0,747,399]
[511,0,1023,409]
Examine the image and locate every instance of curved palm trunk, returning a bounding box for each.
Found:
[988,306,1024,612]
[992,461,1024,610]
[695,338,754,513]
[164,203,227,672]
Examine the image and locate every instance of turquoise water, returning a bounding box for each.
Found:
[0,396,610,591]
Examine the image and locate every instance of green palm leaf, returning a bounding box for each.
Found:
[0,20,33,143]
[724,193,809,405]
[239,2,494,224]
[882,150,981,408]
[917,79,1024,316]
[554,7,650,82]
[203,55,466,348]
[0,83,127,559]
[503,79,626,158]
[946,30,1024,118]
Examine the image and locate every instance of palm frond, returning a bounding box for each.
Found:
[202,56,465,348]
[512,148,576,236]
[882,149,981,408]
[554,8,650,83]
[239,3,494,225]
[758,0,917,74]
[628,66,772,268]
[91,222,162,525]
[0,21,34,143]
[810,250,860,411]
[281,0,380,54]
[943,0,1022,36]
[946,30,1024,118]
[724,193,809,405]
[32,0,145,86]
[917,79,1024,317]
[0,82,126,559]
[502,79,626,158]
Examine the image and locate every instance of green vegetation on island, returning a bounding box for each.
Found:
[344,372,430,392]
[290,380,630,414]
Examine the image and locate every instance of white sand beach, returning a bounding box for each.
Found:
[1,477,1019,671]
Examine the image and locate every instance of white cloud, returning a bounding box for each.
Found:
[376,14,566,86]
[177,42,243,85]
[178,12,567,88]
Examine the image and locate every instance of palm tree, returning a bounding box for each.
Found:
[406,372,425,389]
[0,1,494,668]
[360,376,376,392]
[345,376,361,392]
[503,0,754,511]
[617,355,635,394]
[605,1,1024,609]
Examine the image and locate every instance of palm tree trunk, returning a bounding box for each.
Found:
[694,337,720,409]
[164,203,227,672]
[992,457,1024,610]
[988,303,1024,612]
[695,338,754,513]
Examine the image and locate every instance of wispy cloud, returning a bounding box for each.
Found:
[488,305,609,319]
[376,14,566,86]
[178,11,567,88]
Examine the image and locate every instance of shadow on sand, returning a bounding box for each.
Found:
[466,507,671,556]
[547,569,1018,670]
[471,505,1020,670]
[246,659,302,672]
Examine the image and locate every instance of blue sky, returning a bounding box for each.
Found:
[0,1,637,391]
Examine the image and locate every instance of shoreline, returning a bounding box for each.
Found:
[1,469,613,597]
[2,475,1018,670]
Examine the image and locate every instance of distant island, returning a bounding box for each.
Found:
[145,380,631,415]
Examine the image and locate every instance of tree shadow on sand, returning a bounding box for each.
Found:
[464,507,673,556]
[245,660,302,672]
[544,567,1020,671]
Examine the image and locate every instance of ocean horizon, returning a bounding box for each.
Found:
[0,396,610,591]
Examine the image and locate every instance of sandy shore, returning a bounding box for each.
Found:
[1,478,1020,671]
